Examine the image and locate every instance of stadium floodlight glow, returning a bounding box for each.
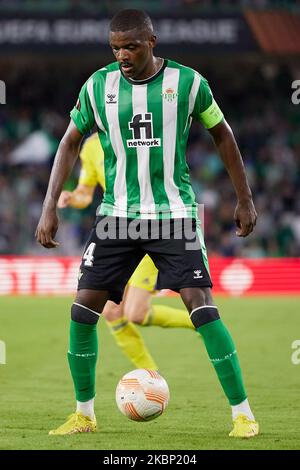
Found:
[0,80,6,104]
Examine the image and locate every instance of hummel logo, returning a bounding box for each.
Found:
[106,93,117,104]
[193,270,203,279]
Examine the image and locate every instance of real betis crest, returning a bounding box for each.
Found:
[162,88,178,103]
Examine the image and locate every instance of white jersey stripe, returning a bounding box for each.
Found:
[105,71,127,216]
[184,72,201,134]
[132,85,156,219]
[87,78,106,133]
[162,67,187,218]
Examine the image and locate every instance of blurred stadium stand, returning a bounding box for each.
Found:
[0,1,300,13]
[0,0,300,259]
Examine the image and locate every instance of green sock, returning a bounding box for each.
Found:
[67,320,98,402]
[197,319,247,405]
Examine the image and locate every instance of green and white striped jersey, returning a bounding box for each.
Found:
[71,59,223,219]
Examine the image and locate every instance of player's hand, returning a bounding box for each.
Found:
[35,208,60,249]
[234,199,257,237]
[57,191,72,208]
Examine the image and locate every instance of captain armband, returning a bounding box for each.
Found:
[199,99,224,129]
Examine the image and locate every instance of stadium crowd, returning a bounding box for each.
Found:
[1,58,299,258]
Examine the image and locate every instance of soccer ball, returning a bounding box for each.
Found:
[115,369,170,421]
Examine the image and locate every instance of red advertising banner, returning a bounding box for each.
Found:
[0,256,299,296]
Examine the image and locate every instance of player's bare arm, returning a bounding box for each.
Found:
[58,184,95,209]
[35,120,84,248]
[209,119,257,237]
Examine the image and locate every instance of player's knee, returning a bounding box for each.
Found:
[75,289,109,313]
[71,302,100,325]
[102,302,122,322]
[204,288,214,305]
[189,306,220,329]
[180,287,206,312]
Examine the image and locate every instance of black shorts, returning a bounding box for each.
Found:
[78,216,212,303]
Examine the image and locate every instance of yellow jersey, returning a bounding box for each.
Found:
[79,133,106,190]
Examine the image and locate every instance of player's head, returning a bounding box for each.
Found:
[109,9,156,80]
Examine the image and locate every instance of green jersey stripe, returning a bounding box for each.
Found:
[173,67,198,216]
[95,70,117,211]
[104,70,127,216]
[162,67,187,218]
[147,73,170,216]
[119,77,140,215]
[132,84,156,218]
[87,78,106,133]
[184,72,201,134]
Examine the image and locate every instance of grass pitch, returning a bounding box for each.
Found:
[0,295,299,450]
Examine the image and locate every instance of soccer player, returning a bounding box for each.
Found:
[58,132,193,371]
[36,9,259,437]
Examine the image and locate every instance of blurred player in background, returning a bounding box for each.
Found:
[58,132,193,372]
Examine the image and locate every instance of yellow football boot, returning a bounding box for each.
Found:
[229,414,259,438]
[49,411,97,435]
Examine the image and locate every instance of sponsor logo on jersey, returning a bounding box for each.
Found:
[161,88,178,103]
[127,138,161,148]
[127,113,161,148]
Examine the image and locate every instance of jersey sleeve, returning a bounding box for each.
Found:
[192,75,224,129]
[78,139,98,187]
[70,79,95,135]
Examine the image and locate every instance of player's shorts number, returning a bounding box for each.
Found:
[83,242,96,267]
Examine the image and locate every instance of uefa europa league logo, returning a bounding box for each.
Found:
[0,80,6,104]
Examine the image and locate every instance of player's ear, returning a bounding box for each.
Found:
[149,35,157,48]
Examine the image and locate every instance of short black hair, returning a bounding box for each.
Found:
[110,9,153,34]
